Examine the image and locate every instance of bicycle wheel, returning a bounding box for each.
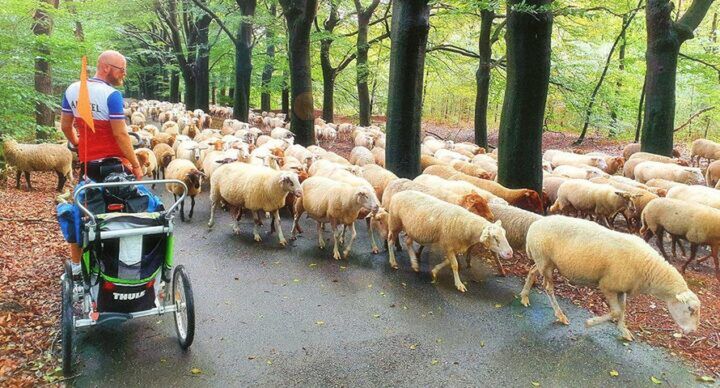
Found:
[61,262,74,375]
[172,265,195,349]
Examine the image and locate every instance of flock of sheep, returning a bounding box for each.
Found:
[4,98,720,342]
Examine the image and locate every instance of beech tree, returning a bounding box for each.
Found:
[32,0,59,139]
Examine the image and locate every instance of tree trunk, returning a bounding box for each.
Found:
[635,74,647,141]
[497,0,553,195]
[356,10,373,126]
[281,78,289,115]
[194,15,212,112]
[233,0,257,121]
[385,0,431,179]
[280,0,319,146]
[183,68,197,109]
[474,9,494,148]
[321,63,336,122]
[261,4,277,112]
[32,0,59,140]
[641,0,714,155]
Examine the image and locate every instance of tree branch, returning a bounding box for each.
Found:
[189,0,238,45]
[427,44,480,59]
[679,52,720,81]
[676,0,715,41]
[673,106,715,132]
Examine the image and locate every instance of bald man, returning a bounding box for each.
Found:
[59,50,143,275]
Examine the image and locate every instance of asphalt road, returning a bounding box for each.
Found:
[71,188,704,387]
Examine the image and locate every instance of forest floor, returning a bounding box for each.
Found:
[0,122,718,386]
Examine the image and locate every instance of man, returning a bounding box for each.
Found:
[60,50,143,275]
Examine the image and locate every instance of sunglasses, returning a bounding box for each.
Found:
[105,63,126,72]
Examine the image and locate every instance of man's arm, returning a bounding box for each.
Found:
[60,113,78,146]
[110,119,143,179]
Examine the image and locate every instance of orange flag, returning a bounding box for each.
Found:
[77,56,95,132]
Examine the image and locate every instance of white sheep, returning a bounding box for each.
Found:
[521,215,700,341]
[134,148,158,180]
[552,164,608,180]
[434,148,471,164]
[386,190,512,292]
[349,146,375,166]
[549,151,608,171]
[165,159,205,222]
[690,138,720,166]
[634,161,704,185]
[271,127,295,141]
[666,184,720,210]
[550,179,638,227]
[176,140,209,168]
[208,163,302,246]
[291,176,380,259]
[3,139,72,191]
[130,111,146,127]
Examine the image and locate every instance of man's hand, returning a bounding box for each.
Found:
[131,165,144,181]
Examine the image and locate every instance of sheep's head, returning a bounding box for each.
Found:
[354,187,379,214]
[511,190,544,214]
[460,193,494,221]
[614,191,640,214]
[683,168,705,185]
[605,157,625,174]
[590,156,608,171]
[666,290,700,334]
[370,208,389,240]
[279,172,302,197]
[479,220,513,260]
[186,169,205,190]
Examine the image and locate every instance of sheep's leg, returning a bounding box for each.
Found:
[340,225,347,245]
[176,195,186,222]
[585,290,620,327]
[387,232,398,269]
[493,252,507,277]
[24,171,32,191]
[15,170,21,189]
[331,222,342,260]
[655,227,669,259]
[431,260,450,284]
[404,234,420,272]
[274,210,287,247]
[520,265,539,307]
[290,199,305,240]
[208,199,217,228]
[232,209,243,234]
[681,243,699,273]
[368,218,379,254]
[317,222,326,249]
[56,171,67,192]
[342,222,357,259]
[188,196,195,219]
[671,235,686,259]
[252,211,262,242]
[542,268,569,325]
[447,252,466,293]
[616,292,633,341]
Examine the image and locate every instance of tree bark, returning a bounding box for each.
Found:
[194,13,212,112]
[281,74,290,115]
[497,0,553,195]
[261,4,277,112]
[474,9,494,148]
[319,1,340,122]
[355,0,380,126]
[641,0,714,155]
[635,74,647,142]
[385,0,431,179]
[32,0,59,140]
[234,0,257,121]
[280,0,319,146]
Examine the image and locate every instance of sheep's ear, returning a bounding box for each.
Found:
[675,290,696,304]
[494,220,502,228]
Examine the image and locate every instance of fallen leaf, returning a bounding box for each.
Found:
[531,382,540,387]
[247,356,256,360]
[266,360,273,365]
[672,333,682,339]
[401,282,407,287]
[191,367,202,375]
[650,376,662,384]
[372,314,381,318]
[367,284,373,288]
[309,263,317,267]
[293,279,300,283]
[609,370,619,377]
[315,320,325,326]
[494,304,502,308]
[431,359,439,365]
[480,341,485,348]
[409,344,417,350]
[697,376,715,383]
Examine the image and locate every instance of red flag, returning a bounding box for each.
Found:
[77,56,95,132]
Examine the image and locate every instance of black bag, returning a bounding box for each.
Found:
[103,173,150,213]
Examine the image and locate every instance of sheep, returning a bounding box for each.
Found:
[549,151,608,171]
[520,215,700,340]
[434,148,470,164]
[290,176,379,259]
[349,146,375,166]
[414,173,507,205]
[623,143,681,160]
[449,173,544,214]
[454,142,484,155]
[449,160,493,179]
[306,145,328,157]
[176,140,209,168]
[423,137,453,154]
[354,133,374,148]
[151,133,176,148]
[371,147,385,167]
[542,176,570,212]
[634,161,704,185]
[361,164,398,203]
[420,154,447,170]
[589,176,658,231]
[624,153,687,179]
[423,164,466,179]
[550,180,638,228]
[3,139,73,192]
[337,123,353,139]
[488,203,542,253]
[666,184,720,210]
[134,148,158,180]
[552,165,607,180]
[319,151,351,165]
[208,163,302,246]
[470,154,498,175]
[152,143,175,179]
[705,160,720,187]
[690,138,720,166]
[271,127,295,141]
[316,125,337,143]
[641,198,720,281]
[202,148,245,180]
[375,135,386,149]
[645,178,687,192]
[386,190,512,292]
[130,112,146,127]
[165,159,205,222]
[163,121,180,136]
[586,152,625,175]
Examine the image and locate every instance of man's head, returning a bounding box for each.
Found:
[95,50,126,86]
